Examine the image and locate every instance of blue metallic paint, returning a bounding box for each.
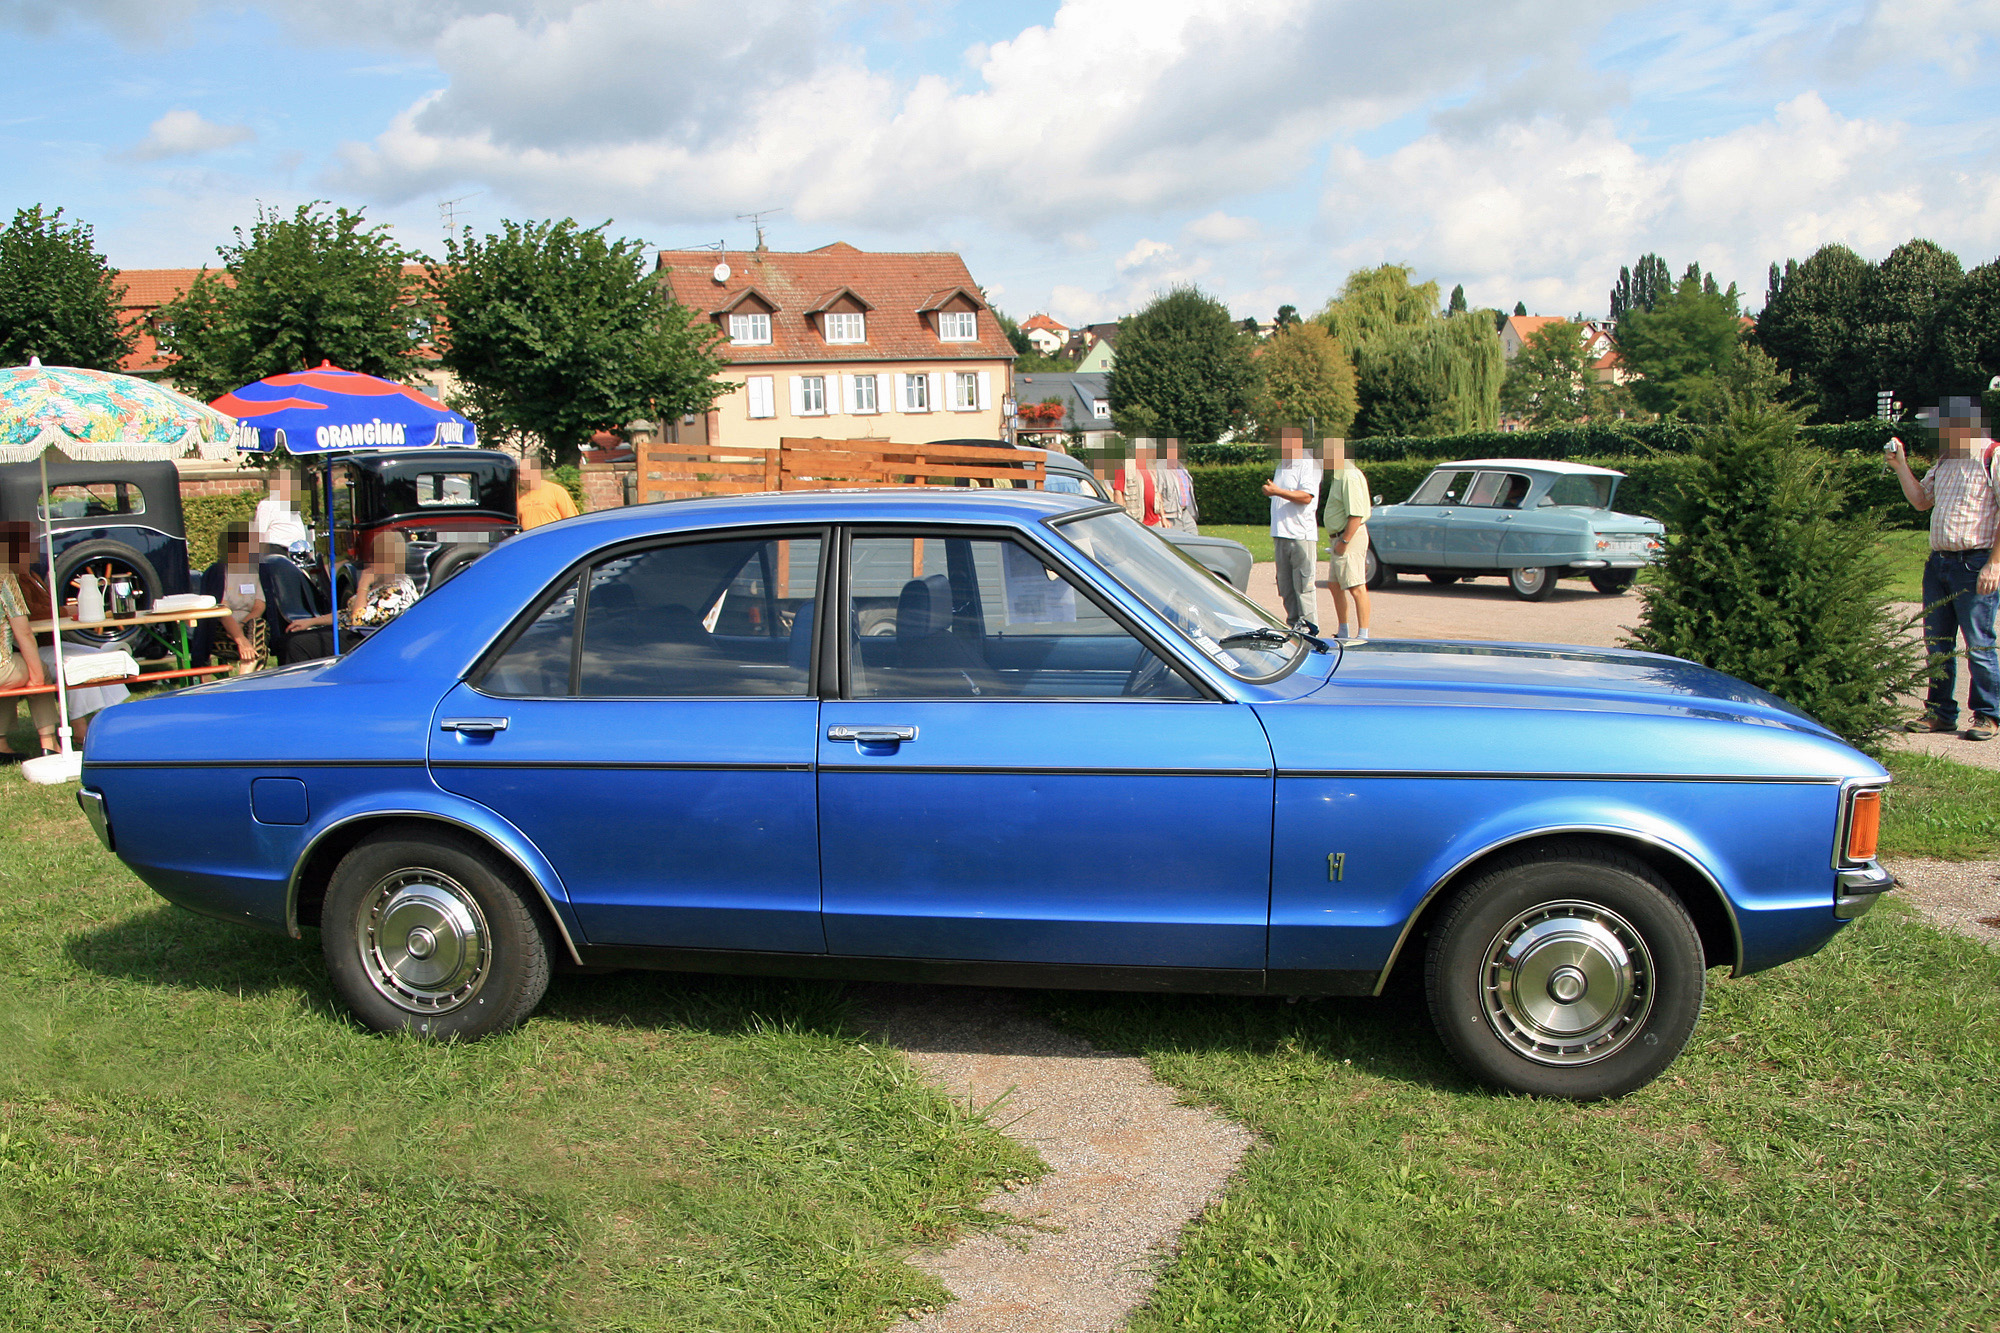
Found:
[81,489,1890,1008]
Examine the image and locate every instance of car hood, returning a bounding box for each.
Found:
[1321,638,1831,735]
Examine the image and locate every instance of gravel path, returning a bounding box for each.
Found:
[858,985,1252,1333]
[1882,858,2000,949]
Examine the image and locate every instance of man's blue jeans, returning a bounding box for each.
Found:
[1921,548,1999,727]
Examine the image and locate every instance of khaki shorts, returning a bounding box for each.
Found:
[1326,528,1369,589]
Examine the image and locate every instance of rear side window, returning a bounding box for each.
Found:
[1409,471,1471,505]
[38,482,143,520]
[481,535,823,698]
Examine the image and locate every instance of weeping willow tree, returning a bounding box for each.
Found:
[1319,267,1503,437]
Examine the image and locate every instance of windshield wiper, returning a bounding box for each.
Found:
[1219,626,1332,654]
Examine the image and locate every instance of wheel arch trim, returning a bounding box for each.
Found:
[285,807,583,965]
[1370,823,1743,995]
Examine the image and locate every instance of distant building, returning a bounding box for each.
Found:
[1015,371,1116,450]
[1020,313,1070,356]
[1064,322,1122,373]
[652,242,1015,452]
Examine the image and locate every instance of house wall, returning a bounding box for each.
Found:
[703,359,1013,451]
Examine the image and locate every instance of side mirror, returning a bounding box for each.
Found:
[1372,494,1383,505]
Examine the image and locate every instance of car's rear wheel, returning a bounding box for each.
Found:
[321,826,550,1040]
[1424,843,1705,1099]
[1507,565,1555,600]
[425,543,486,592]
[1589,570,1636,595]
[54,540,165,651]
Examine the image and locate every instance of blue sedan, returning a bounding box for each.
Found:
[78,490,1891,1099]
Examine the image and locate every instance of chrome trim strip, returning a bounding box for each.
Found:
[1368,823,1745,996]
[284,810,583,965]
[76,788,112,852]
[86,759,427,770]
[431,760,813,772]
[1281,770,1844,785]
[819,764,1271,778]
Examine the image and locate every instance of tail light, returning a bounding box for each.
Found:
[1844,789,1881,863]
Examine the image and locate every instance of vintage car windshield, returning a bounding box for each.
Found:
[1052,511,1301,679]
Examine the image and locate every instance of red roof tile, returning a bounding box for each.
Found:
[1021,313,1067,333]
[654,245,1014,366]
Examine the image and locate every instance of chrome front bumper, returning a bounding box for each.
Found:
[1835,863,1894,919]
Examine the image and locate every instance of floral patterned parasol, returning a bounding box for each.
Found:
[0,358,237,464]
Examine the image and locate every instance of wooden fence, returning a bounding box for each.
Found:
[637,437,1043,503]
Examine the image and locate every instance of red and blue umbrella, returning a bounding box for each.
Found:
[213,361,476,454]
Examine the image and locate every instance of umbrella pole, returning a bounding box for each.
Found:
[38,451,75,756]
[325,458,340,656]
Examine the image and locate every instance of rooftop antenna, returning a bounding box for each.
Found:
[736,208,783,252]
[438,192,483,238]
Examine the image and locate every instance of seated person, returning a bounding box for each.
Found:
[262,548,338,664]
[1501,476,1530,509]
[2,520,122,757]
[347,530,418,632]
[194,521,267,674]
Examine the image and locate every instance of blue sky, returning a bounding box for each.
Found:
[4,0,1996,327]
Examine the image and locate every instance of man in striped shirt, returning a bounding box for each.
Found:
[1888,397,1999,740]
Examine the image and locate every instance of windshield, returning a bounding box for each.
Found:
[1052,511,1302,679]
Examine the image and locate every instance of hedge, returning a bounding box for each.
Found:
[1190,450,1919,530]
[183,490,263,573]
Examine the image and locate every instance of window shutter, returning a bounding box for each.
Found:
[928,372,943,414]
[747,376,774,419]
[789,377,806,416]
[824,374,842,415]
[976,371,991,411]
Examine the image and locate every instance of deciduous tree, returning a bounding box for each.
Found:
[0,205,134,371]
[1499,318,1599,427]
[1320,268,1501,436]
[1615,271,1777,420]
[160,202,432,401]
[434,219,730,463]
[1754,243,1870,421]
[1106,286,1256,443]
[1254,322,1356,436]
[1609,254,1672,323]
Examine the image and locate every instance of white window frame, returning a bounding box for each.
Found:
[746,375,775,419]
[799,375,826,415]
[1093,399,1111,420]
[938,310,977,341]
[824,312,865,344]
[728,312,772,345]
[851,374,879,414]
[952,372,978,411]
[902,373,930,412]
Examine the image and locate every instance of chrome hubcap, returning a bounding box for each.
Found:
[1482,900,1654,1065]
[358,869,489,1015]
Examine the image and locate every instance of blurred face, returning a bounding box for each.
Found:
[1323,437,1347,469]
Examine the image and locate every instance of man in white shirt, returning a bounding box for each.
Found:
[1262,429,1322,633]
[253,469,309,554]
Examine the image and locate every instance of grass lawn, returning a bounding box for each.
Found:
[0,776,1038,1331]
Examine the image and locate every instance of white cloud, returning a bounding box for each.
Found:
[330,0,1617,234]
[1183,211,1260,245]
[1819,0,2000,80]
[123,109,253,161]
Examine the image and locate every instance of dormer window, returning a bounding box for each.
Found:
[728,312,771,344]
[824,312,865,344]
[938,310,977,341]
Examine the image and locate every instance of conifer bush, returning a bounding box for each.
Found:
[1624,405,1927,752]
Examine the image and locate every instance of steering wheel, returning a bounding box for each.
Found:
[1122,646,1176,697]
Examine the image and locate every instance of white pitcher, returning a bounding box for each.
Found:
[75,570,105,624]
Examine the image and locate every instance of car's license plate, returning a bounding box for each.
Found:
[1602,536,1651,554]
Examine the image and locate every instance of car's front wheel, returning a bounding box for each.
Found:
[1364,548,1397,589]
[1424,843,1706,1099]
[1507,565,1555,600]
[322,825,551,1040]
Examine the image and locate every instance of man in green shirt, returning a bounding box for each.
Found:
[1319,438,1372,642]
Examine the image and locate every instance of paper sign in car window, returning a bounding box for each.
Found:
[1001,543,1076,624]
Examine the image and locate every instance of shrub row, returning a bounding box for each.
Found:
[182,489,263,572]
[1190,451,1919,530]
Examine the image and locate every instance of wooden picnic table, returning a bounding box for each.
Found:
[4,605,239,695]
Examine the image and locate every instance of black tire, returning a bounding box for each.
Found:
[1589,570,1636,595]
[425,544,486,592]
[54,540,165,650]
[1424,842,1706,1099]
[1507,566,1556,601]
[321,825,551,1040]
[1426,573,1462,585]
[1364,547,1397,590]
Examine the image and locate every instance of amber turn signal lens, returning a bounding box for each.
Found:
[1846,789,1881,863]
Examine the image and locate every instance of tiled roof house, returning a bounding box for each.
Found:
[1020,313,1069,356]
[653,243,1014,452]
[1015,371,1115,449]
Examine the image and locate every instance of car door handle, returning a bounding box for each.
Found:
[828,725,917,743]
[440,717,510,734]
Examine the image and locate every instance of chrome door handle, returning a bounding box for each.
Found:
[828,725,916,743]
[440,717,510,734]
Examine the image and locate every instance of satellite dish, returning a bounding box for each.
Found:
[712,262,731,284]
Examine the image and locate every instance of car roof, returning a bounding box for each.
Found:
[1432,459,1626,477]
[534,486,1101,542]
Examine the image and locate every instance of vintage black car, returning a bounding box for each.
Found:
[325,448,519,591]
[0,458,192,648]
